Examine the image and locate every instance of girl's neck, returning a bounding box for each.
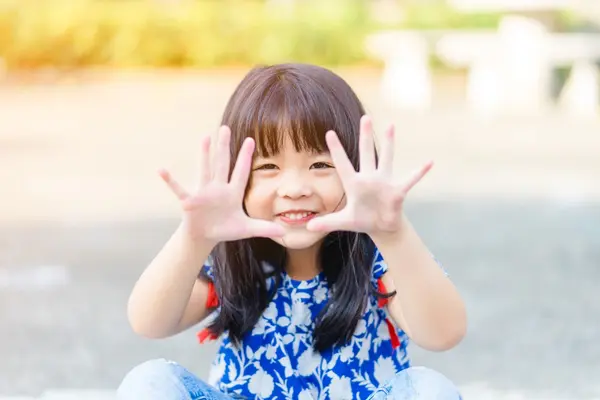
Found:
[285,244,321,281]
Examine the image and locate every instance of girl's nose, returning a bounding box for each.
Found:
[276,174,313,199]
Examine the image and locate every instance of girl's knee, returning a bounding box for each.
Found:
[117,358,192,400]
[372,366,462,400]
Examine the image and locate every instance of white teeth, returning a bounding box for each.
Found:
[282,212,312,220]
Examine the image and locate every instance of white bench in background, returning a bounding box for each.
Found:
[365,29,441,112]
[435,15,600,116]
[365,2,600,116]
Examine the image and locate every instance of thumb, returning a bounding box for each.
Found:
[306,211,354,233]
[244,218,286,239]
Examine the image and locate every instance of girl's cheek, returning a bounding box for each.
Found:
[244,177,278,208]
[324,173,344,193]
[332,194,347,213]
[247,175,271,193]
[256,172,283,189]
[245,174,266,196]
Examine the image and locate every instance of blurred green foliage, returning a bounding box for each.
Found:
[0,0,579,70]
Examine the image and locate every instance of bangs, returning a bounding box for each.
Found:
[222,64,365,169]
[247,80,332,157]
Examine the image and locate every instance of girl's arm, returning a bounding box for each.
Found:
[302,118,466,351]
[126,129,284,339]
[127,223,215,339]
[373,215,467,352]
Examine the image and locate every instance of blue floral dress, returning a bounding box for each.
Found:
[198,250,411,400]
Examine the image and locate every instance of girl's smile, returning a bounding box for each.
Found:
[276,209,318,225]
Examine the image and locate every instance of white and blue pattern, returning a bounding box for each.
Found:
[202,250,412,400]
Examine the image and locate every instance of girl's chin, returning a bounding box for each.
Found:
[271,231,327,250]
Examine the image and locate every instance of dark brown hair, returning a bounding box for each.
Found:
[203,63,389,352]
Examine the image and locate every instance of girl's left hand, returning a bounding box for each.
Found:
[306,116,432,239]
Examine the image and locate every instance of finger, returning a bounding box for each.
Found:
[306,211,355,233]
[325,131,356,184]
[378,124,395,176]
[399,160,434,194]
[359,115,376,173]
[198,134,212,186]
[214,126,231,182]
[230,138,255,192]
[245,219,286,239]
[158,168,189,200]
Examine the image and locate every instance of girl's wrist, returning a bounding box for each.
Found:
[369,214,409,247]
[177,220,218,250]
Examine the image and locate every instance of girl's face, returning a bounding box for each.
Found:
[244,135,346,250]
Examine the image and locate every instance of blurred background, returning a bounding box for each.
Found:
[1,0,599,398]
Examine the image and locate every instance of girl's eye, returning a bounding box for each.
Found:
[310,162,333,170]
[254,163,278,171]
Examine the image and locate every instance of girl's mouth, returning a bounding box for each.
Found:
[277,211,317,225]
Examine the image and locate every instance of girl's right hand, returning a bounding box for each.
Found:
[158,126,285,244]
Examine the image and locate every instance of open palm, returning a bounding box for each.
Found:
[159,126,284,243]
[306,116,432,236]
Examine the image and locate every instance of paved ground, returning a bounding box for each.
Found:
[0,70,599,398]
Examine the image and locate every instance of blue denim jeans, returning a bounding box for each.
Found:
[117,359,462,400]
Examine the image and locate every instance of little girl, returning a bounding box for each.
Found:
[117,63,467,400]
